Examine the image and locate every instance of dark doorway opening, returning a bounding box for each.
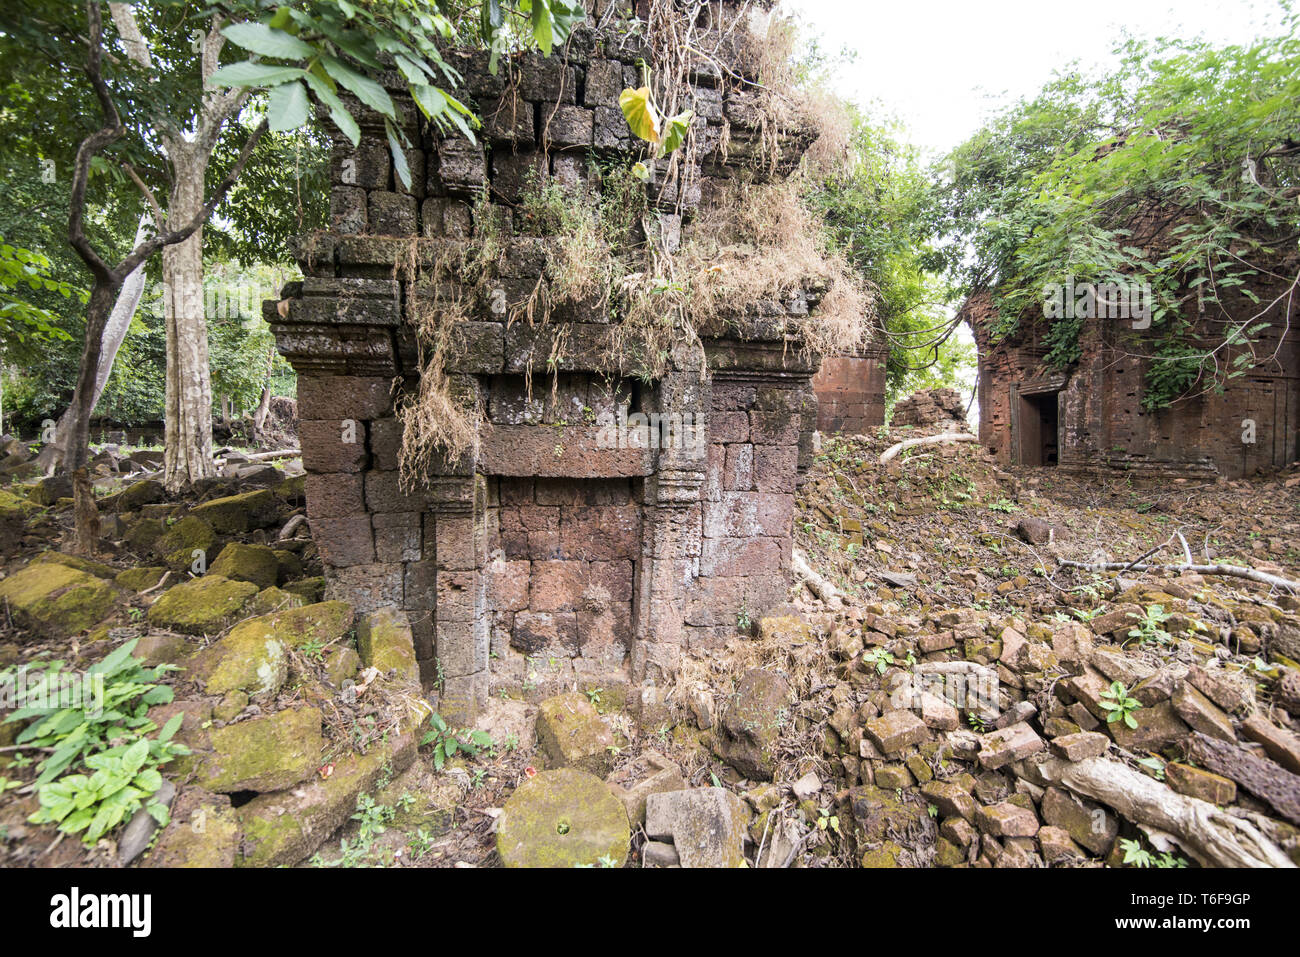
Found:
[1018,391,1060,466]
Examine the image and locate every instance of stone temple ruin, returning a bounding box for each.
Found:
[267,1,868,719]
[811,343,889,435]
[964,265,1300,478]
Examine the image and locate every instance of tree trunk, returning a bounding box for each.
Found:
[162,146,214,493]
[66,281,119,554]
[251,347,275,441]
[38,212,152,473]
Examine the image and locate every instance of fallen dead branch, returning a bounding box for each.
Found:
[879,432,975,465]
[1057,559,1299,593]
[215,448,300,465]
[1019,755,1294,868]
[1188,732,1300,825]
[792,547,845,605]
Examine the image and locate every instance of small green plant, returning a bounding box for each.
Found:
[1099,681,1142,729]
[420,713,493,771]
[1118,837,1153,867]
[967,712,987,733]
[585,687,603,706]
[352,793,395,842]
[4,639,179,787]
[863,648,895,675]
[1135,755,1166,781]
[988,498,1020,513]
[28,729,185,843]
[408,827,435,860]
[1127,604,1174,646]
[817,807,840,834]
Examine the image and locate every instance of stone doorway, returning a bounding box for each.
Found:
[1017,390,1060,466]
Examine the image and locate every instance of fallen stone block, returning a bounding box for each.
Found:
[496,767,630,868]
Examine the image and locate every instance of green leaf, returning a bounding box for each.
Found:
[322,57,394,119]
[122,737,149,775]
[531,0,554,56]
[661,110,694,154]
[208,61,306,89]
[304,72,361,146]
[267,80,312,132]
[385,120,412,191]
[620,86,661,144]
[221,22,316,60]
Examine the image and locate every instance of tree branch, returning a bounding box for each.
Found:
[114,117,269,280]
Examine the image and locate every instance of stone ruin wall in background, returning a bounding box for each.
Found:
[811,345,888,435]
[266,0,854,720]
[964,283,1300,479]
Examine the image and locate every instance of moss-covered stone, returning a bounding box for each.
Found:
[536,692,616,775]
[30,550,117,579]
[283,576,326,603]
[208,542,280,589]
[245,586,305,617]
[152,515,216,570]
[146,575,258,635]
[191,488,279,533]
[862,841,905,867]
[0,488,40,520]
[222,600,354,652]
[124,517,166,552]
[199,706,323,793]
[25,475,70,506]
[103,479,165,512]
[132,632,193,667]
[323,645,361,687]
[496,768,630,868]
[115,566,168,592]
[236,728,417,866]
[213,690,250,722]
[275,475,306,503]
[0,562,116,637]
[141,790,241,868]
[355,607,418,682]
[715,669,792,781]
[273,549,302,582]
[190,628,288,697]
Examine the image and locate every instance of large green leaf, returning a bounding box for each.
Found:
[661,110,694,155]
[322,56,395,119]
[304,72,361,146]
[385,120,412,191]
[208,61,305,89]
[267,80,311,132]
[221,22,316,59]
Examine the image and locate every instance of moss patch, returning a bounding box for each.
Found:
[146,575,258,635]
[0,562,116,637]
[496,767,630,868]
[209,542,280,589]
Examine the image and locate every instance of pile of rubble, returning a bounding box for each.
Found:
[891,388,970,431]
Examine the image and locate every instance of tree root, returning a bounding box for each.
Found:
[879,432,975,464]
[1018,755,1294,868]
[1058,559,1299,593]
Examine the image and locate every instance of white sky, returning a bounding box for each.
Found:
[782,0,1292,156]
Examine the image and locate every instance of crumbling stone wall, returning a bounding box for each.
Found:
[268,1,831,718]
[891,387,968,431]
[812,345,888,434]
[966,284,1300,478]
